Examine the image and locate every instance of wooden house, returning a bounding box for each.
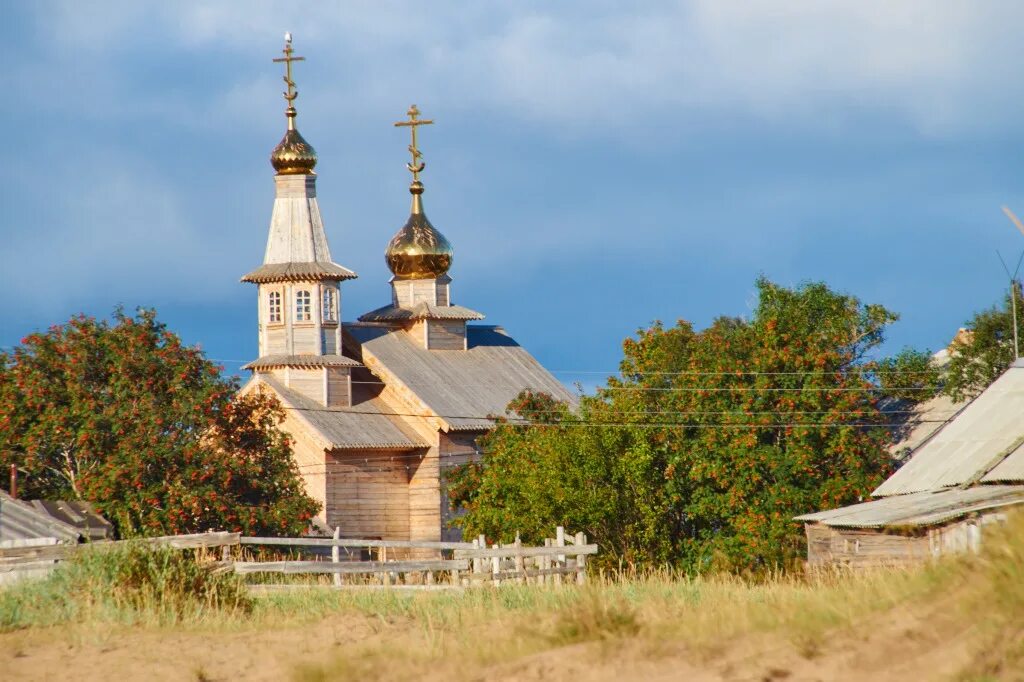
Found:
[237,40,574,544]
[797,359,1024,567]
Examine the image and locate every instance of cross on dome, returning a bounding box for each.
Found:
[394,104,434,184]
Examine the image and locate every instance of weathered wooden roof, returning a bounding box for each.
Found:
[358,302,485,322]
[243,354,361,371]
[0,492,81,544]
[254,375,428,450]
[26,500,114,542]
[874,361,1024,497]
[795,485,1024,528]
[241,261,357,283]
[345,324,577,431]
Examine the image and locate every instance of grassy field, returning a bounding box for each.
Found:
[1,519,1022,681]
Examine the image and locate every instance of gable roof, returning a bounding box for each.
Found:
[0,491,81,544]
[250,375,428,450]
[873,361,1024,497]
[344,323,577,431]
[795,484,1024,529]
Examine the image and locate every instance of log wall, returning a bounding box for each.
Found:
[427,320,467,350]
[326,451,411,540]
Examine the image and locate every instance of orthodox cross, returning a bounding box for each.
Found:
[394,104,434,182]
[273,33,305,109]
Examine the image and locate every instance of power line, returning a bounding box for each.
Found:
[278,404,946,430]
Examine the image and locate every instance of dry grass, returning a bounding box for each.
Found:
[2,516,1023,681]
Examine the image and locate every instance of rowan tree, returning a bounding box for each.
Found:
[449,278,921,573]
[0,308,318,537]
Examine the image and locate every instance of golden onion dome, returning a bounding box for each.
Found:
[270,111,317,175]
[385,182,453,279]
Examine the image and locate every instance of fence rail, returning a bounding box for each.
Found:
[0,527,598,590]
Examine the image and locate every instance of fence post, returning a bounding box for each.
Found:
[381,545,391,586]
[542,538,552,586]
[514,533,524,584]
[471,537,482,577]
[332,527,342,588]
[575,532,587,585]
[555,526,565,586]
[492,542,501,585]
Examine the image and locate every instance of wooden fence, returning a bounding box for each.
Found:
[0,527,598,590]
[234,527,597,589]
[0,532,240,583]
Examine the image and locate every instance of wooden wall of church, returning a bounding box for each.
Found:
[292,325,320,354]
[408,445,440,543]
[427,321,466,350]
[278,411,328,524]
[325,451,411,540]
[265,327,288,355]
[287,368,324,404]
[325,368,350,408]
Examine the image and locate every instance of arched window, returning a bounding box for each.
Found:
[295,290,311,321]
[267,291,282,323]
[322,287,338,323]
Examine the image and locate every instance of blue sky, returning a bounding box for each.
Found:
[4,2,1024,390]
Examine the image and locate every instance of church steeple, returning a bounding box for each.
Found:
[359,105,482,349]
[242,35,359,406]
[385,105,454,279]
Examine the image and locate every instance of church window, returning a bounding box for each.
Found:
[267,291,282,324]
[322,287,338,323]
[295,290,312,321]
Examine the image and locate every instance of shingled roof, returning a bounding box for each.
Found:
[358,302,485,322]
[241,261,357,283]
[344,323,577,431]
[252,375,428,450]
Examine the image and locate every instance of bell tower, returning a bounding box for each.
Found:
[241,34,359,406]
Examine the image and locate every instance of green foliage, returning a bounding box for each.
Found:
[449,278,902,573]
[447,392,680,567]
[0,308,319,537]
[945,285,1024,401]
[0,543,251,630]
[870,347,940,403]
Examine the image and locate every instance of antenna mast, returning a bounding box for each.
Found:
[999,206,1024,360]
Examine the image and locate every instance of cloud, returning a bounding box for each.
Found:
[17,1,1024,138]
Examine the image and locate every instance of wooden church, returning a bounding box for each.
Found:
[238,38,573,542]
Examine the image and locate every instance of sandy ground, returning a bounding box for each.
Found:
[0,604,976,682]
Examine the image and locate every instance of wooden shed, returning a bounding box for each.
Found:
[797,359,1024,567]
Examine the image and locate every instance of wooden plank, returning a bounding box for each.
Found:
[331,526,342,588]
[240,537,471,550]
[555,527,565,586]
[466,565,580,582]
[138,532,240,550]
[0,531,239,561]
[232,559,470,575]
[248,583,465,594]
[454,544,598,559]
[575,531,587,585]
[0,544,73,561]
